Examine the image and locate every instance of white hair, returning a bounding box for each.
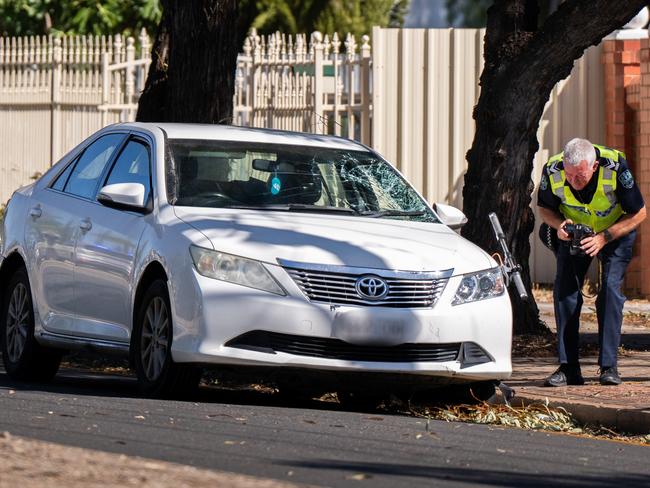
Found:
[563,138,596,167]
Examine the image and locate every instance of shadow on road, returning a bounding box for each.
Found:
[277,459,650,488]
[0,365,352,412]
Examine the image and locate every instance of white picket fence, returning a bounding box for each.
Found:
[233,30,371,141]
[0,31,151,199]
[0,29,372,204]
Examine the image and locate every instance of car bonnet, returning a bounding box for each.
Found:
[173,207,494,275]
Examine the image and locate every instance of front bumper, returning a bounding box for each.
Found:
[170,267,513,383]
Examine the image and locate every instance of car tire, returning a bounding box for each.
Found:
[1,267,61,382]
[131,279,202,398]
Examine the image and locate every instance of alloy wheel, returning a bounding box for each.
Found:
[6,283,29,363]
[140,296,169,381]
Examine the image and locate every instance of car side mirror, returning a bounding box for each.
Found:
[434,203,467,230]
[98,183,148,213]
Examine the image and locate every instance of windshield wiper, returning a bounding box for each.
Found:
[359,209,427,218]
[286,204,358,214]
[225,204,358,214]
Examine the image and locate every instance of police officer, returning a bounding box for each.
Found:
[537,138,646,387]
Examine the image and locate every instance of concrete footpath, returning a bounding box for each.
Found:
[508,300,650,434]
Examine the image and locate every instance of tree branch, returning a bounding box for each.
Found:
[517,0,647,87]
[483,0,539,74]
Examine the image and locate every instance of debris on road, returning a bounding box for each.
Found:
[406,400,650,446]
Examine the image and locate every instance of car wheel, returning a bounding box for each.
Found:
[132,279,201,398]
[1,267,61,381]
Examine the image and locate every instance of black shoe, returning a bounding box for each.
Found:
[599,366,622,385]
[544,364,585,387]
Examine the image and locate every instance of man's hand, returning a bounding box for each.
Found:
[557,219,573,241]
[580,233,607,257]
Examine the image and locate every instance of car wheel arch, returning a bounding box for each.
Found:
[0,251,28,306]
[132,261,169,330]
[130,261,169,364]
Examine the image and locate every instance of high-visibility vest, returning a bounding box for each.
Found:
[546,145,624,233]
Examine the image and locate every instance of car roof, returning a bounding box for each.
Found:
[118,122,369,152]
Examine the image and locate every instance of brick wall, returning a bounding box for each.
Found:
[636,39,650,297]
[602,39,646,295]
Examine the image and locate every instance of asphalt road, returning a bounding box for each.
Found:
[0,366,649,488]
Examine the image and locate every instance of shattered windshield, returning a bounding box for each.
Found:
[168,139,439,223]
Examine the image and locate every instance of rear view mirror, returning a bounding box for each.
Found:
[98,183,148,213]
[252,159,274,172]
[434,203,467,230]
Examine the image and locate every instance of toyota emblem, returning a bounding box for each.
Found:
[355,275,389,300]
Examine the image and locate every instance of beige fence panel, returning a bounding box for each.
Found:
[372,27,484,208]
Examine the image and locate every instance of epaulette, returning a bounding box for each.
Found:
[600,157,619,172]
[547,160,563,174]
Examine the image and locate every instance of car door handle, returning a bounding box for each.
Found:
[29,206,42,218]
[79,219,92,231]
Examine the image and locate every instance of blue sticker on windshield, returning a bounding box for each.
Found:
[271,177,281,195]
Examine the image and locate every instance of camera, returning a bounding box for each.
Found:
[563,223,594,256]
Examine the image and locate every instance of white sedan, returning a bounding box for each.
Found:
[0,123,512,401]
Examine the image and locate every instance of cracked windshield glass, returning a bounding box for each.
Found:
[169,140,438,222]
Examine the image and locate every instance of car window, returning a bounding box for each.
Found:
[64,134,125,199]
[51,160,76,191]
[104,139,152,203]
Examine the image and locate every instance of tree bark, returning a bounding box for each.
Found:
[136,0,239,123]
[462,0,647,335]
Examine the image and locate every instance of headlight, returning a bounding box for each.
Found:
[452,268,505,305]
[190,246,285,295]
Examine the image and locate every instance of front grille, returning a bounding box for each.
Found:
[226,331,461,363]
[284,267,449,308]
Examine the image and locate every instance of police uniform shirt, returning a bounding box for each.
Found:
[537,148,645,215]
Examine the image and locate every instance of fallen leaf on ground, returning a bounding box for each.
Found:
[346,473,372,480]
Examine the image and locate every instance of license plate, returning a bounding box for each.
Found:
[332,309,410,345]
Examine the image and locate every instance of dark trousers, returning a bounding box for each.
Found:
[554,230,636,368]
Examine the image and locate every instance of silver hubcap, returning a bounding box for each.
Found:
[141,297,169,381]
[6,283,29,363]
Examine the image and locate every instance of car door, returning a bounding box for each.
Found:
[24,133,126,337]
[72,135,152,342]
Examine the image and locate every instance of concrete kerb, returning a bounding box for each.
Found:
[508,392,650,435]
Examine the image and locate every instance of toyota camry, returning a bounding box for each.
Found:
[0,123,512,402]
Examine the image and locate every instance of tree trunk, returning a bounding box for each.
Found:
[462,0,647,335]
[136,0,239,123]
